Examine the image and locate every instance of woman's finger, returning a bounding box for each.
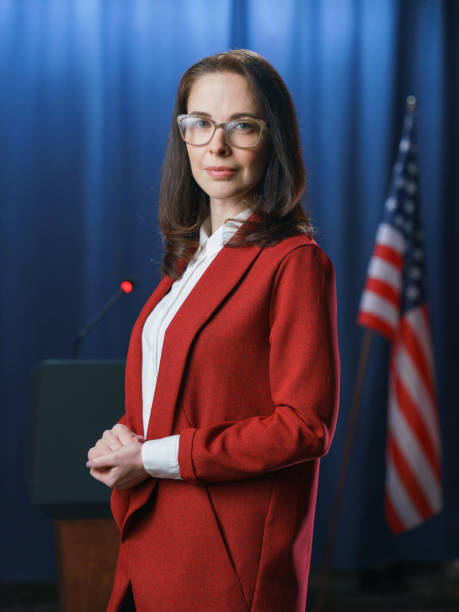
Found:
[116,427,139,446]
[95,439,112,453]
[87,451,117,470]
[90,466,118,487]
[88,440,111,460]
[102,429,123,451]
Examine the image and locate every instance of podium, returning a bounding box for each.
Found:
[27,360,126,612]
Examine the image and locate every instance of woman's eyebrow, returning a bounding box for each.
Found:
[187,111,259,119]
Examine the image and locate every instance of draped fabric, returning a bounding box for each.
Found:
[0,0,457,581]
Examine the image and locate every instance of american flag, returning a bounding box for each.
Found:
[357,97,442,533]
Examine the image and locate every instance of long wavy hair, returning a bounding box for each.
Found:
[159,49,313,279]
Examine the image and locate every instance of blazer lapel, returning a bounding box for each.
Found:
[145,241,264,441]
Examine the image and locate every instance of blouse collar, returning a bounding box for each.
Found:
[198,207,254,258]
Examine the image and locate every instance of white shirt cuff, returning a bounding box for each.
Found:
[141,434,182,480]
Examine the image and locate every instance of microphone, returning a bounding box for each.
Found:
[72,277,136,359]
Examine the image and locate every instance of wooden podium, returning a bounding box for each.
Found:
[54,519,120,612]
[27,360,125,612]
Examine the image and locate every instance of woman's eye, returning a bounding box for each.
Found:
[195,119,210,128]
[235,122,254,132]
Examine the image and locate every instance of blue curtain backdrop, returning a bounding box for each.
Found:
[0,0,457,582]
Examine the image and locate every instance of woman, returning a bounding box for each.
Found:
[87,49,340,612]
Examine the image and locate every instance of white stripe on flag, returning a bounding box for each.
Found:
[386,460,423,529]
[375,222,406,253]
[388,394,442,511]
[359,290,399,329]
[368,256,402,291]
[395,347,441,452]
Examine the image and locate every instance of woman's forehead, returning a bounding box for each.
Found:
[186,72,261,117]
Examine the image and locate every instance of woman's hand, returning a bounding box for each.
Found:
[87,424,148,490]
[88,423,144,459]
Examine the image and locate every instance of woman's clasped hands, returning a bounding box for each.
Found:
[86,423,148,490]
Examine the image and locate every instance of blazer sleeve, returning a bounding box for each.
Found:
[116,413,129,426]
[177,243,340,484]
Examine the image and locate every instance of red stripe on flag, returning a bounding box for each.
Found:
[385,492,405,534]
[393,370,441,480]
[387,434,433,520]
[357,311,395,341]
[374,244,403,268]
[399,317,436,403]
[365,277,401,310]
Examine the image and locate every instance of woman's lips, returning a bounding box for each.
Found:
[205,167,237,178]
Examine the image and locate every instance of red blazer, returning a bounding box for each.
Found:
[107,227,340,612]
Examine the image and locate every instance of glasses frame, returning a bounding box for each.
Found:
[176,114,268,149]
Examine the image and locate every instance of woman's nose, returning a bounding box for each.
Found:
[208,126,231,154]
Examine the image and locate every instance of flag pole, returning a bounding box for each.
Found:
[313,327,373,612]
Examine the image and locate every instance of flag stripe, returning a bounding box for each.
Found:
[387,434,433,519]
[374,244,404,269]
[393,370,441,480]
[410,304,435,374]
[389,381,442,508]
[357,311,394,341]
[368,256,402,291]
[365,277,401,310]
[395,347,441,452]
[400,315,436,402]
[359,290,399,332]
[385,456,423,530]
[375,222,405,254]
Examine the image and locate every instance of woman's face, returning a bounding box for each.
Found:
[184,72,270,209]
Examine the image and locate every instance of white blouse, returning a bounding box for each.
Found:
[141,207,253,479]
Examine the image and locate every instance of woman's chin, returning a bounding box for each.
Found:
[205,184,253,203]
[207,189,244,203]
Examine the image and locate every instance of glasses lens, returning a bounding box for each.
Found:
[179,116,214,145]
[228,119,261,148]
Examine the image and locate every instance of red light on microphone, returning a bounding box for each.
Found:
[121,280,134,294]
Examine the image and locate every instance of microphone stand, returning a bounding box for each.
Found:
[73,288,127,359]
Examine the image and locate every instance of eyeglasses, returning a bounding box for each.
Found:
[176,114,267,149]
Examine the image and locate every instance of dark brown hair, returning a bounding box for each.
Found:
[158,49,313,279]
